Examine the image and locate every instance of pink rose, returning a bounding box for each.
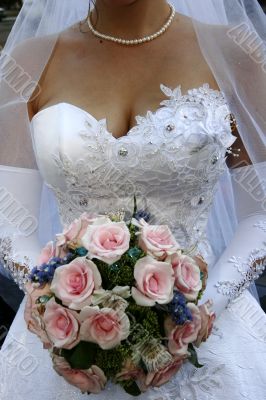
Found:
[43,298,80,349]
[38,241,55,264]
[165,303,202,356]
[169,254,202,301]
[50,257,102,310]
[136,219,180,260]
[131,255,174,306]
[140,355,185,390]
[24,283,52,349]
[195,300,216,347]
[194,254,208,291]
[57,213,102,248]
[79,306,130,350]
[52,355,107,394]
[81,216,130,265]
[38,239,67,264]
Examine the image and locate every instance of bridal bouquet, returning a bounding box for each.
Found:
[24,205,215,396]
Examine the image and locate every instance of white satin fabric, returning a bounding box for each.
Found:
[31,84,235,256]
[1,84,266,399]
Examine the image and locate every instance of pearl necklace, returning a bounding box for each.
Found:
[87,4,175,46]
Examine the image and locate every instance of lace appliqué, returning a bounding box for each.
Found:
[147,360,225,400]
[215,247,266,302]
[254,220,266,233]
[46,84,235,253]
[0,236,30,291]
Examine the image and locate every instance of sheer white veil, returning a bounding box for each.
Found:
[0,0,265,271]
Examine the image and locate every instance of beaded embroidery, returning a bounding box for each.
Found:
[45,84,236,254]
[215,247,266,302]
[254,220,266,233]
[0,236,30,292]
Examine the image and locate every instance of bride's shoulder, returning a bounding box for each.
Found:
[53,21,95,57]
[10,20,94,64]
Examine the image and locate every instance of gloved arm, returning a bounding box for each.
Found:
[0,165,43,296]
[200,164,266,317]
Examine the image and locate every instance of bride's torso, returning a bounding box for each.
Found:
[28,14,220,138]
[29,16,236,252]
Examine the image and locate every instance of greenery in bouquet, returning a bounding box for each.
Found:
[24,199,215,396]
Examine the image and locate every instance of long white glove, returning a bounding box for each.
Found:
[200,165,266,318]
[200,214,266,317]
[0,166,42,292]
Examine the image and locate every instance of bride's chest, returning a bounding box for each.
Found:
[32,84,235,189]
[31,84,237,236]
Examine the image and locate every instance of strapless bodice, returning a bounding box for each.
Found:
[31,84,236,251]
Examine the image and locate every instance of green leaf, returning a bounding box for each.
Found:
[120,380,141,397]
[133,195,137,215]
[61,341,98,370]
[188,343,204,368]
[36,294,53,305]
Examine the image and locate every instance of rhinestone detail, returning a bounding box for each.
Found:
[165,123,175,132]
[118,147,128,157]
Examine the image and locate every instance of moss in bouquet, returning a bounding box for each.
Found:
[197,289,204,303]
[94,258,135,289]
[195,271,206,303]
[94,344,132,379]
[120,380,141,397]
[127,303,161,343]
[129,222,139,248]
[61,341,98,370]
[188,343,204,368]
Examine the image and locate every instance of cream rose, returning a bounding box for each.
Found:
[52,355,107,394]
[143,355,185,389]
[115,358,144,383]
[24,283,52,349]
[80,306,130,350]
[81,216,130,265]
[50,257,102,310]
[131,255,174,307]
[195,300,216,347]
[169,253,202,301]
[43,298,80,349]
[38,241,55,264]
[165,303,202,356]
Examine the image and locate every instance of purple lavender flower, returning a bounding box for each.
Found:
[168,291,193,325]
[29,252,76,285]
[134,210,151,222]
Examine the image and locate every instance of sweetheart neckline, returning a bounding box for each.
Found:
[30,83,224,140]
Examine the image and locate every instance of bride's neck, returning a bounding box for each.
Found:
[92,0,171,38]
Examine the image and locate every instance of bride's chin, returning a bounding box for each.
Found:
[101,0,140,6]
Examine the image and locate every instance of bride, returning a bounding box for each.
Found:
[0,0,266,399]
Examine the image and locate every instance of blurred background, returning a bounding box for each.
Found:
[0,0,266,47]
[0,0,266,348]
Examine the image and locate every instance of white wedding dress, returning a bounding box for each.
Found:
[1,84,266,400]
